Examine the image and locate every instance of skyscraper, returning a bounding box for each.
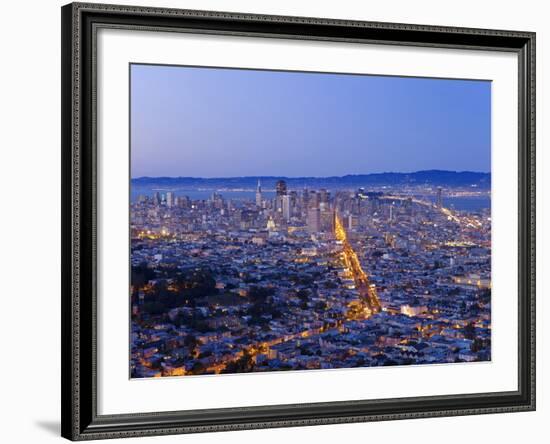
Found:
[320,209,334,232]
[178,195,190,208]
[319,189,329,205]
[307,207,321,233]
[302,188,309,209]
[282,195,291,222]
[166,191,174,208]
[308,190,319,209]
[153,191,161,206]
[275,180,287,213]
[255,179,262,207]
[276,180,287,196]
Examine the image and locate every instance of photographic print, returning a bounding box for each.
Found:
[129,64,492,378]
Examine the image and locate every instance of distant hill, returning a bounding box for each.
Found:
[131,170,490,189]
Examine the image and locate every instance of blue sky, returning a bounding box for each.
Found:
[130,64,491,178]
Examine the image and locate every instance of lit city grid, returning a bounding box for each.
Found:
[130,64,491,378]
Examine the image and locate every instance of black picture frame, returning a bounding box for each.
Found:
[61,2,536,440]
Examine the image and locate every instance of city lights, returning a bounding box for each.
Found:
[130,179,491,377]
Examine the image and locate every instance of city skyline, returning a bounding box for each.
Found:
[131,64,491,178]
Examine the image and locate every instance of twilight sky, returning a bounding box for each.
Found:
[130,64,491,178]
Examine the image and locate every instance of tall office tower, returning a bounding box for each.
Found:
[282,194,291,222]
[178,195,190,208]
[307,207,321,233]
[319,188,330,212]
[211,193,224,209]
[308,190,319,209]
[302,188,309,209]
[153,191,161,206]
[275,180,287,213]
[319,189,329,205]
[320,209,334,232]
[436,187,443,208]
[276,180,287,196]
[166,191,174,208]
[255,179,262,207]
[289,190,298,205]
[342,197,353,214]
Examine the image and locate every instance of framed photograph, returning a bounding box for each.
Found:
[61,2,536,440]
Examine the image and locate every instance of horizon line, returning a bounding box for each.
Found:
[131,169,491,180]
